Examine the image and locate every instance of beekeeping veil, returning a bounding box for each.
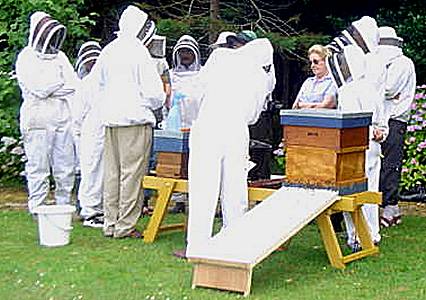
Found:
[326,44,366,89]
[117,5,156,45]
[75,41,102,79]
[172,35,201,72]
[28,11,66,56]
[327,16,379,54]
[378,26,404,63]
[147,35,166,58]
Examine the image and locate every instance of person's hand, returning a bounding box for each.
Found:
[292,101,299,109]
[372,128,384,142]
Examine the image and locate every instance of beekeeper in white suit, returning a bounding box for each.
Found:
[165,35,203,131]
[326,45,388,252]
[165,35,203,215]
[73,41,105,228]
[327,16,386,96]
[15,11,77,215]
[186,38,275,256]
[378,26,416,227]
[94,5,165,238]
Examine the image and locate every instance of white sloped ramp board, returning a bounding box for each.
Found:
[187,187,339,265]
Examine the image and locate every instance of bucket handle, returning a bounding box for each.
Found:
[43,214,73,232]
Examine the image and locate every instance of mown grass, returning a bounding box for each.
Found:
[0,210,425,300]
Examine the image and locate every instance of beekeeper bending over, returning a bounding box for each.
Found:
[186,38,275,256]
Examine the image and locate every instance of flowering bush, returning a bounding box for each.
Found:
[0,136,26,185]
[400,85,426,192]
[271,142,285,175]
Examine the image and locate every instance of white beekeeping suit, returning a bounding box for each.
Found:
[15,11,77,214]
[326,45,387,250]
[73,41,105,227]
[165,35,203,130]
[186,38,275,256]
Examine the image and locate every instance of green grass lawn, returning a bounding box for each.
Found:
[0,211,425,300]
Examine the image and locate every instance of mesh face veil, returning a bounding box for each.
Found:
[137,19,156,45]
[147,35,166,58]
[75,41,101,79]
[326,45,366,89]
[31,14,66,55]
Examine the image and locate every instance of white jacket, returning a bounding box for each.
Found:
[16,47,77,134]
[94,8,165,127]
[380,47,416,122]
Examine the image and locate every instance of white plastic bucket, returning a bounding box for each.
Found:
[33,205,76,247]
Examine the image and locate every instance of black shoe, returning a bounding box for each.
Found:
[351,242,362,253]
[83,214,104,228]
[171,202,186,214]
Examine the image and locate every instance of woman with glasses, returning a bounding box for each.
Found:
[292,45,337,109]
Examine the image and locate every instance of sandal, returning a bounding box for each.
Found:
[380,216,394,228]
[142,206,154,218]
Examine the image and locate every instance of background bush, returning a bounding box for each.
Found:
[400,85,426,193]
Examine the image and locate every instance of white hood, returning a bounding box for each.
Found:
[378,26,403,65]
[28,11,66,56]
[117,5,156,44]
[172,35,201,72]
[326,45,366,89]
[327,16,379,54]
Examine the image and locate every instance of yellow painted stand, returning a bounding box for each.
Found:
[316,191,380,269]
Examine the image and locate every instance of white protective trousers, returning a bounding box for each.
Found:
[344,139,381,245]
[338,81,384,246]
[187,122,249,253]
[78,108,105,218]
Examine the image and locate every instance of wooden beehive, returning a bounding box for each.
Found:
[280,109,372,195]
[153,130,189,178]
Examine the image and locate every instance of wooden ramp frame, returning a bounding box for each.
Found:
[142,176,380,296]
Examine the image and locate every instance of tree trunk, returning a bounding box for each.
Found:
[209,0,220,44]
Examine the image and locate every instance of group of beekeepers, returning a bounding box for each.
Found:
[15,4,274,240]
[15,4,415,249]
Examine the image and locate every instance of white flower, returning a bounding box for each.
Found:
[10,146,24,156]
[1,136,17,147]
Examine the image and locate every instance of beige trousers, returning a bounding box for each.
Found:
[103,124,152,238]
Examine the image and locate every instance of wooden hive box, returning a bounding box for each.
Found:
[153,130,189,178]
[280,109,372,195]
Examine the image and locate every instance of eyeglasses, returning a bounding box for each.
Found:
[309,59,323,65]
